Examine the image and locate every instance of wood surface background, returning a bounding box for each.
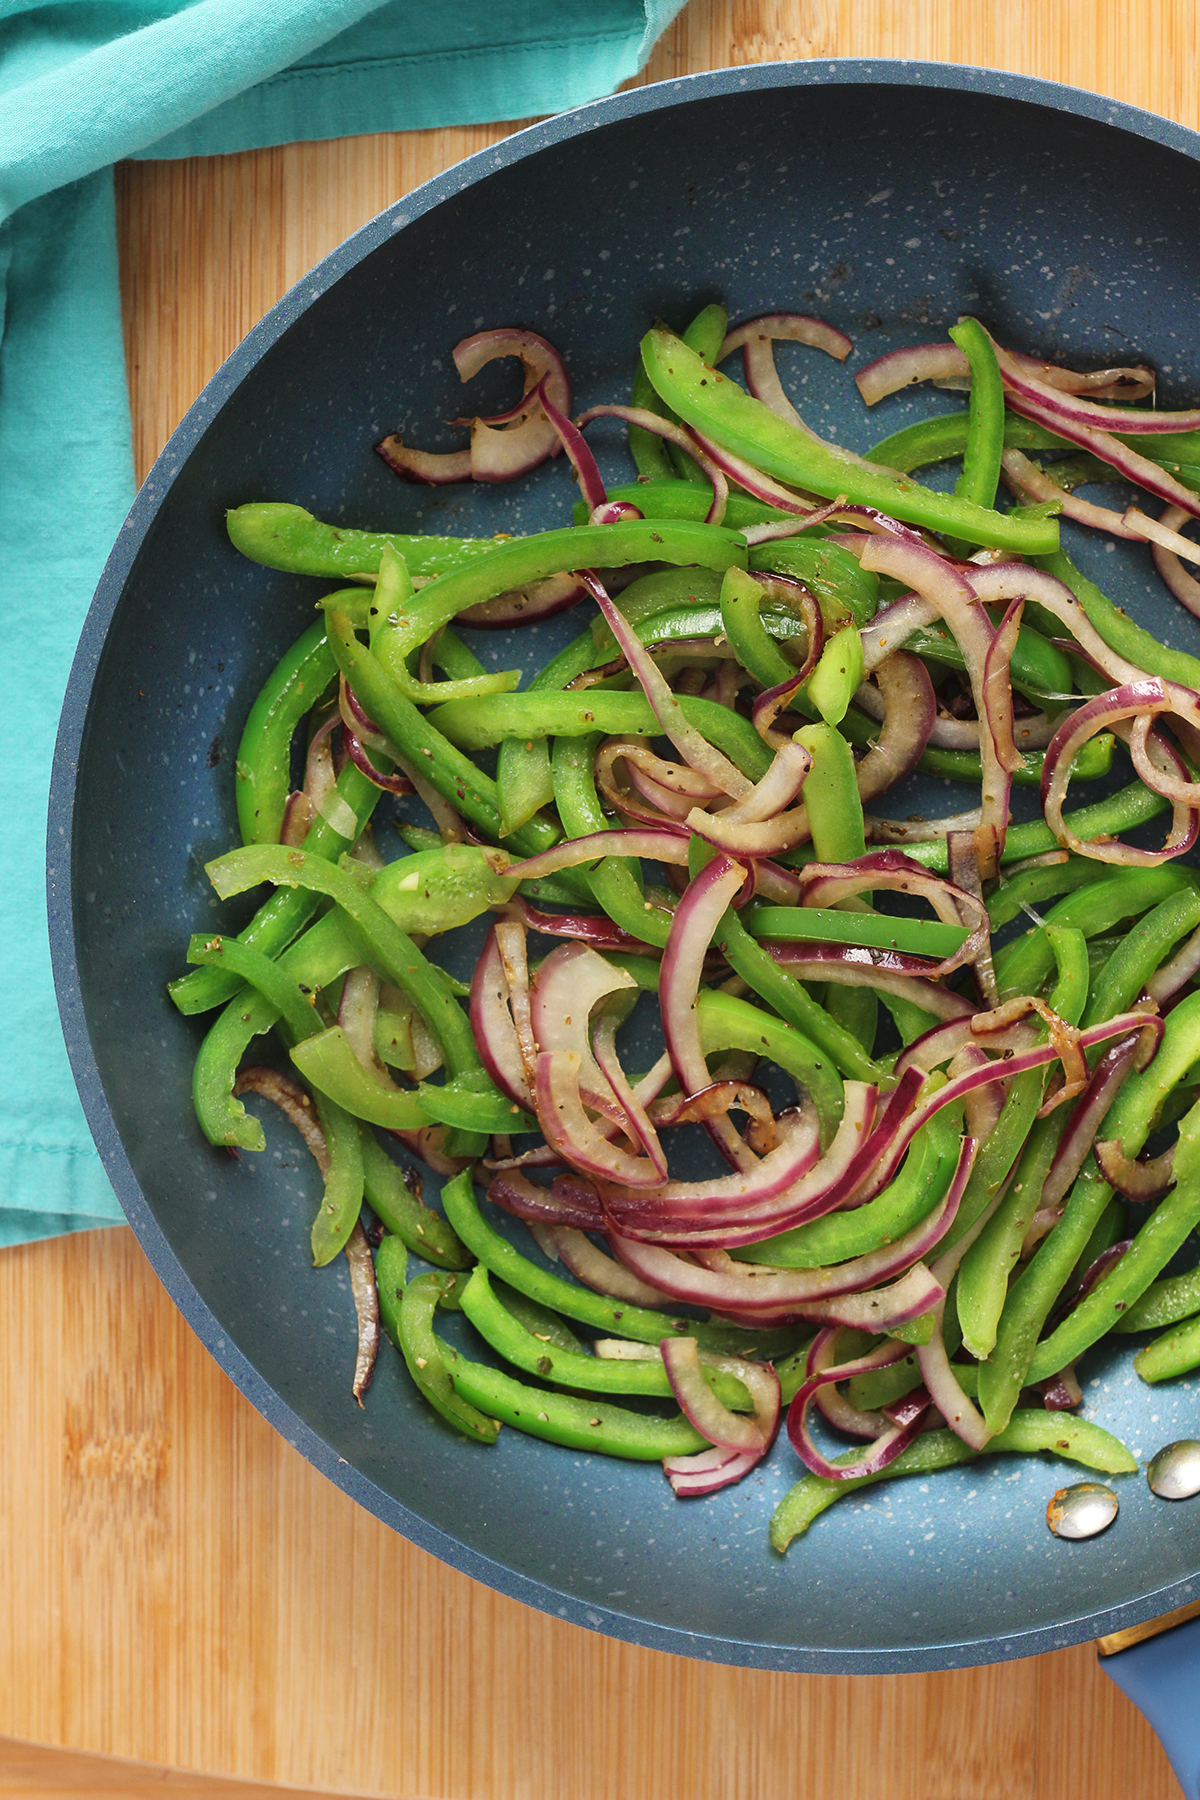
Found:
[6,1,1197,1793]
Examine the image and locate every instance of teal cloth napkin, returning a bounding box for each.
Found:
[2,0,685,1247]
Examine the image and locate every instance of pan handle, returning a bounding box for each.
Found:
[1100,1612,1200,1798]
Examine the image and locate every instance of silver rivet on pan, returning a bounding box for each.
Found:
[1147,1440,1200,1500]
[1046,1482,1119,1539]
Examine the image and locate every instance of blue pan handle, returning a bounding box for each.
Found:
[1100,1613,1200,1798]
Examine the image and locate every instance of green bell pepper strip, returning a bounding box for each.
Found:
[900,618,1072,705]
[695,986,846,1146]
[746,908,968,959]
[667,303,729,481]
[192,911,357,1150]
[1026,1108,1200,1384]
[712,906,882,1085]
[1036,547,1200,690]
[491,1279,586,1353]
[1112,1265,1200,1335]
[942,924,1089,1278]
[783,721,877,1056]
[734,1095,961,1269]
[550,735,671,949]
[458,1267,754,1408]
[946,317,1006,555]
[184,932,323,1043]
[956,927,1089,1360]
[290,1026,431,1130]
[375,1230,408,1322]
[573,480,791,531]
[429,689,773,781]
[748,539,880,629]
[994,867,1198,1002]
[866,412,1065,475]
[359,1132,468,1269]
[847,1350,921,1413]
[369,544,519,703]
[640,326,1061,554]
[592,566,727,636]
[1068,1194,1127,1293]
[870,782,1172,879]
[986,856,1112,931]
[719,566,796,688]
[309,1094,366,1266]
[769,1411,1138,1551]
[391,1266,501,1445]
[437,1340,709,1460]
[629,355,676,478]
[234,620,336,845]
[437,1172,800,1359]
[1134,1314,1200,1382]
[806,624,865,727]
[381,518,748,662]
[325,610,557,858]
[226,502,502,582]
[416,1071,535,1134]
[921,733,1114,792]
[1085,888,1200,1029]
[204,844,481,1077]
[170,758,383,1016]
[979,994,1200,1431]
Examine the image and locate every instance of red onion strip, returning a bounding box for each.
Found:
[576,404,728,525]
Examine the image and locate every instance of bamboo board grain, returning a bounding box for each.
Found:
[8,1,1196,1793]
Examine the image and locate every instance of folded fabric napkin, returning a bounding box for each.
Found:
[2,0,685,1247]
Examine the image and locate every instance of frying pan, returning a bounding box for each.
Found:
[46,60,1200,1704]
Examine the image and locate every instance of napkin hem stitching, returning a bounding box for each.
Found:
[248,26,640,86]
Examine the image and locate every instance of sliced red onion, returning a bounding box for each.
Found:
[660,1337,770,1453]
[686,743,812,858]
[1146,917,1200,1003]
[338,964,382,1074]
[509,827,692,883]
[859,538,1014,877]
[1040,1366,1083,1411]
[868,806,983,845]
[530,941,639,1110]
[576,403,728,524]
[854,651,938,799]
[344,1221,380,1405]
[860,593,940,671]
[950,1044,1006,1143]
[991,337,1199,435]
[1146,505,1200,621]
[659,854,757,1170]
[599,1088,872,1240]
[498,895,656,954]
[534,374,607,514]
[1000,388,1200,519]
[592,1011,668,1178]
[1000,447,1142,537]
[493,919,538,1093]
[662,1441,770,1497]
[535,1050,666,1187]
[855,342,970,405]
[750,580,825,744]
[583,573,752,798]
[388,1123,470,1176]
[719,313,852,437]
[966,563,1148,689]
[545,1225,680,1305]
[1040,678,1198,864]
[947,830,998,1006]
[279,790,312,847]
[456,572,590,629]
[342,727,415,796]
[1093,1137,1177,1200]
[470,927,532,1108]
[233,1066,329,1174]
[792,849,990,981]
[375,437,472,484]
[882,1384,934,1428]
[767,944,976,1021]
[916,1300,990,1449]
[486,1170,605,1229]
[806,1327,905,1439]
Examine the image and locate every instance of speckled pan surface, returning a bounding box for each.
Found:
[49,60,1200,1672]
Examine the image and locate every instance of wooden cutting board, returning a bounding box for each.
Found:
[6,2,1196,1792]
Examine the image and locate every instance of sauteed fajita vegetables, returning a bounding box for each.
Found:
[171,305,1200,1549]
